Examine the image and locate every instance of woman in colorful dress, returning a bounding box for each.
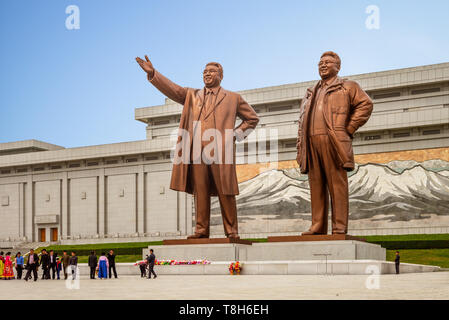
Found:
[97,252,109,279]
[0,251,4,279]
[3,252,15,280]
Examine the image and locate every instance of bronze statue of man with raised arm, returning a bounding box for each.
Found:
[136,55,259,239]
[296,51,373,235]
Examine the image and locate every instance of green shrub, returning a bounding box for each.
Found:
[39,241,163,256]
[367,240,449,250]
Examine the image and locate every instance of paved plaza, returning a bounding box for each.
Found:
[1,272,448,300]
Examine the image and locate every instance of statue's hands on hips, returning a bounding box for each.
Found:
[135,55,155,79]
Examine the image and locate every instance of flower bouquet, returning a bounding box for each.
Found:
[229,261,242,275]
[154,259,211,265]
[134,260,147,266]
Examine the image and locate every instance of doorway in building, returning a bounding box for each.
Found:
[39,228,46,242]
[51,228,58,242]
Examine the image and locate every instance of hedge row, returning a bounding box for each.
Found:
[40,242,163,256]
[39,247,148,256]
[59,247,148,256]
[367,240,449,250]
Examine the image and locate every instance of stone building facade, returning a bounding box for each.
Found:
[1,62,448,244]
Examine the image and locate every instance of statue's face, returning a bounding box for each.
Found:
[203,65,222,88]
[318,55,339,80]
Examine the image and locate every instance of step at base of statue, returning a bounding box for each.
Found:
[163,237,252,246]
[78,260,441,276]
[144,239,385,262]
[267,234,366,242]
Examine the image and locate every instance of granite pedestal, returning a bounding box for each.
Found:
[138,237,440,275]
[144,236,385,262]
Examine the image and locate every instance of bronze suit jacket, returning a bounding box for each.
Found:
[296,77,373,174]
[149,70,259,195]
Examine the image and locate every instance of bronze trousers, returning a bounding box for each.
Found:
[191,163,238,237]
[307,135,349,234]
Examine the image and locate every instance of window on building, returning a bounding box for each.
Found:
[153,119,170,126]
[422,129,441,135]
[33,167,45,172]
[372,92,401,100]
[87,162,99,167]
[16,168,28,173]
[126,158,138,163]
[393,132,410,138]
[1,170,11,174]
[105,160,118,165]
[284,142,297,148]
[364,135,382,141]
[411,87,440,95]
[268,105,292,112]
[69,163,81,168]
[50,165,62,170]
[145,156,159,161]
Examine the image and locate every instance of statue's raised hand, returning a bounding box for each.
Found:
[135,55,155,78]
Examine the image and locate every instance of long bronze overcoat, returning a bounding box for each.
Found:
[150,70,259,195]
[296,77,373,174]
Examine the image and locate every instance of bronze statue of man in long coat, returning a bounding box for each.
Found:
[136,55,259,239]
[297,51,373,235]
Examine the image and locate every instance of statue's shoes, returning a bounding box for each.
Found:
[301,231,325,236]
[187,233,209,239]
[227,234,240,239]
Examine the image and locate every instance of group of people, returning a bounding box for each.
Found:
[0,251,15,279]
[139,249,157,279]
[0,249,119,281]
[87,250,118,280]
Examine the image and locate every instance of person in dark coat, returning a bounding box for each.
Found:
[40,249,50,280]
[146,249,157,279]
[69,251,78,280]
[48,250,58,280]
[395,251,400,274]
[14,252,24,280]
[24,249,39,281]
[139,257,148,278]
[56,257,62,280]
[88,251,98,279]
[61,251,70,280]
[107,250,118,279]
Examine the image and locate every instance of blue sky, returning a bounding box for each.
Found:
[1,0,448,148]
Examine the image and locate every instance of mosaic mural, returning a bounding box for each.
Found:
[210,147,449,235]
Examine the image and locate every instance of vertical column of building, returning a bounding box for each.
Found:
[61,172,69,238]
[18,182,24,238]
[98,168,106,236]
[24,175,33,241]
[186,193,193,235]
[60,172,68,238]
[177,192,186,235]
[137,166,145,235]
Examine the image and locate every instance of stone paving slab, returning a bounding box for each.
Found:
[75,261,440,276]
[1,272,448,300]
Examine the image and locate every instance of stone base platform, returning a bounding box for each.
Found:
[267,234,366,242]
[163,238,252,245]
[77,261,441,276]
[144,240,386,262]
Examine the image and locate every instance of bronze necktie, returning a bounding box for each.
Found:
[203,90,213,116]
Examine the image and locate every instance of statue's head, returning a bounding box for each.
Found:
[318,51,341,80]
[203,62,223,88]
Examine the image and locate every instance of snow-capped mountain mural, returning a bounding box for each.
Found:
[210,160,449,234]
